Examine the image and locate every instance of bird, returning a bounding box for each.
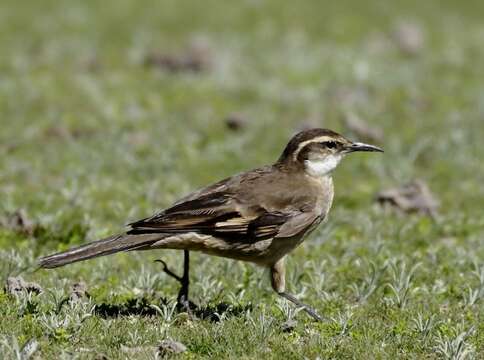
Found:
[39,128,383,321]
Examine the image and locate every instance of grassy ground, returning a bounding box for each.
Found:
[1,0,484,358]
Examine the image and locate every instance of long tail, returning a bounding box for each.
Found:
[38,233,163,269]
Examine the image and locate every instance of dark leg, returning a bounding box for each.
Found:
[155,250,192,311]
[271,258,324,322]
[177,250,190,309]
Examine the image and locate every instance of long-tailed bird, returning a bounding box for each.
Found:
[39,128,383,320]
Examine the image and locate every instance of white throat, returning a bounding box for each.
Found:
[304,155,343,177]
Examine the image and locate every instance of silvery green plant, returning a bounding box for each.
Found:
[0,250,31,283]
[0,336,39,360]
[349,260,386,303]
[38,300,95,339]
[225,288,247,307]
[12,291,39,317]
[412,313,440,342]
[384,260,421,309]
[275,297,304,322]
[149,300,178,326]
[124,265,161,295]
[194,275,224,306]
[462,263,484,307]
[125,328,149,348]
[331,307,354,336]
[246,309,275,342]
[304,259,337,302]
[434,326,475,360]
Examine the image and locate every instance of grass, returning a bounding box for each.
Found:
[1,0,484,358]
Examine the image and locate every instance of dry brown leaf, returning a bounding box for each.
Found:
[5,276,43,295]
[69,281,88,302]
[145,41,211,73]
[43,126,95,141]
[127,131,150,147]
[157,339,187,356]
[392,21,425,56]
[1,209,35,235]
[224,113,248,131]
[281,319,297,333]
[376,179,439,217]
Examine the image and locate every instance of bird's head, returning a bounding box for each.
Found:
[277,128,383,177]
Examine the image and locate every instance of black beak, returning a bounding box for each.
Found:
[346,142,384,153]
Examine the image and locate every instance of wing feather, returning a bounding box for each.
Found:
[127,166,320,242]
[127,190,291,241]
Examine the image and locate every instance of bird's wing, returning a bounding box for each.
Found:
[129,195,318,242]
[128,189,287,241]
[128,166,320,241]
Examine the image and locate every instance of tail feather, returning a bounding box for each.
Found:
[38,233,163,269]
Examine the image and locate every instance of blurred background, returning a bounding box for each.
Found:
[0,0,483,357]
[1,0,483,223]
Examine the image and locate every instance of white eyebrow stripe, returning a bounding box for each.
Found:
[293,136,336,161]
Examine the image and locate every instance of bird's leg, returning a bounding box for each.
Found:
[278,292,324,322]
[270,258,324,322]
[176,250,190,311]
[155,250,191,312]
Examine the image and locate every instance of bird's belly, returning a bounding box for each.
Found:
[149,232,298,266]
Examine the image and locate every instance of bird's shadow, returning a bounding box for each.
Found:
[93,296,251,322]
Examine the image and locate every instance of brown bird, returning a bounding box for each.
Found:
[39,128,383,321]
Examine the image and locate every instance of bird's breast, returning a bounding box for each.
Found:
[310,175,334,217]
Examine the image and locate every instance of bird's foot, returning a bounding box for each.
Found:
[155,259,195,314]
[176,294,196,314]
[278,291,324,322]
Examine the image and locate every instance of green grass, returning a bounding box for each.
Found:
[1,0,484,358]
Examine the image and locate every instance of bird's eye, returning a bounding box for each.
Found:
[322,141,337,149]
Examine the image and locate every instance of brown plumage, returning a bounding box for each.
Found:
[39,128,382,321]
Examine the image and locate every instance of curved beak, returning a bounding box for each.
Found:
[345,142,384,153]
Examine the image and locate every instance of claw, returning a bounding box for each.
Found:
[154,259,183,282]
[155,251,193,314]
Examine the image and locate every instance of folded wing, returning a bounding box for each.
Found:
[128,191,293,242]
